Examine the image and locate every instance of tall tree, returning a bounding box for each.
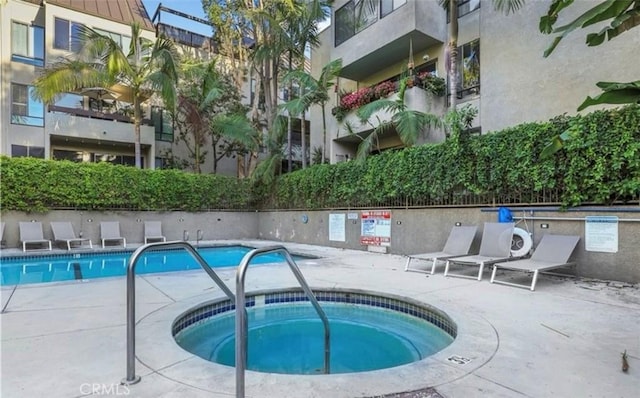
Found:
[282,58,343,164]
[203,0,298,177]
[282,0,329,169]
[33,23,179,168]
[175,59,256,173]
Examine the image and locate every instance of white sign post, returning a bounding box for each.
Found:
[585,216,618,253]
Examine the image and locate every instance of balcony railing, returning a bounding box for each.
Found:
[48,105,154,126]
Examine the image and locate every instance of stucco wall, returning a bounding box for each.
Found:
[479,1,640,133]
[258,207,640,283]
[1,210,258,248]
[2,207,638,283]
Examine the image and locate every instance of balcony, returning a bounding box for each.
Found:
[46,105,155,145]
[334,85,446,147]
[332,0,446,81]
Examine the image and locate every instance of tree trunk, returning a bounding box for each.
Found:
[321,102,327,163]
[287,51,293,172]
[301,112,307,168]
[448,0,459,111]
[134,96,142,168]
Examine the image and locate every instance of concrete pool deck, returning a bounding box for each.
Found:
[1,240,639,397]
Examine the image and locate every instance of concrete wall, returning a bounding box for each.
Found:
[2,207,638,283]
[257,207,640,283]
[1,210,258,248]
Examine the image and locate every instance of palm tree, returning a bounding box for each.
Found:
[283,0,329,169]
[349,78,442,160]
[282,58,343,164]
[33,22,179,168]
[176,59,257,174]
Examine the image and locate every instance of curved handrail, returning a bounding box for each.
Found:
[235,245,330,398]
[122,241,235,385]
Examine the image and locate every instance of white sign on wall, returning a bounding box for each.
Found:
[585,216,618,253]
[329,213,346,242]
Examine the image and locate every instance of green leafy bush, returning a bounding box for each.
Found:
[0,158,253,212]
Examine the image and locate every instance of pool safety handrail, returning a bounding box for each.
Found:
[122,241,235,386]
[235,246,330,398]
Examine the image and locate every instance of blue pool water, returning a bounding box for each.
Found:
[175,298,454,374]
[0,246,307,286]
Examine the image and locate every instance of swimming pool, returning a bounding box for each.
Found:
[0,245,310,286]
[173,289,456,374]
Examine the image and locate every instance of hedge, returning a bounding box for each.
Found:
[1,105,638,212]
[0,159,254,212]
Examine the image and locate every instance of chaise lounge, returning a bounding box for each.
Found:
[51,222,93,250]
[19,221,52,252]
[490,234,580,291]
[144,221,166,244]
[405,225,478,274]
[444,222,516,281]
[100,221,126,248]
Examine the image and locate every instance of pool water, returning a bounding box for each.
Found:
[0,246,308,286]
[175,301,454,374]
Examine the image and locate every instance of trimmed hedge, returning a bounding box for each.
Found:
[1,105,638,212]
[0,158,254,212]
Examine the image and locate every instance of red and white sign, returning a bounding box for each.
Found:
[360,211,392,246]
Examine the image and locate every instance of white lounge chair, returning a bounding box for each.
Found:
[444,222,516,281]
[51,222,93,250]
[490,234,580,291]
[405,225,478,274]
[19,221,52,252]
[144,221,166,244]
[100,221,126,248]
[0,222,5,248]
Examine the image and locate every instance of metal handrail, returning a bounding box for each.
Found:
[235,245,330,398]
[122,241,235,385]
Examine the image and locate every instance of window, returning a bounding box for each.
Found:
[457,39,480,97]
[12,145,44,158]
[335,2,356,46]
[54,17,84,51]
[447,0,480,22]
[93,153,138,166]
[11,84,44,127]
[94,28,131,50]
[334,0,380,46]
[151,107,174,142]
[380,0,406,18]
[53,149,84,162]
[12,21,44,66]
[53,150,140,166]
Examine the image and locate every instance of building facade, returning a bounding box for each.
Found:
[311,0,640,163]
[1,0,170,168]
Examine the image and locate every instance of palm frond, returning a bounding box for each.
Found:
[211,114,258,150]
[32,59,111,104]
[394,110,442,146]
[493,0,526,15]
[357,99,404,122]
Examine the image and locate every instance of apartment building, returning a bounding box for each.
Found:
[0,0,171,168]
[311,0,640,163]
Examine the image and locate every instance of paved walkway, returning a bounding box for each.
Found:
[1,240,639,397]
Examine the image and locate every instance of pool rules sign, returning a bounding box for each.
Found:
[360,211,392,246]
[585,216,618,253]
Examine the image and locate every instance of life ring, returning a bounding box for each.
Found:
[511,227,532,257]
